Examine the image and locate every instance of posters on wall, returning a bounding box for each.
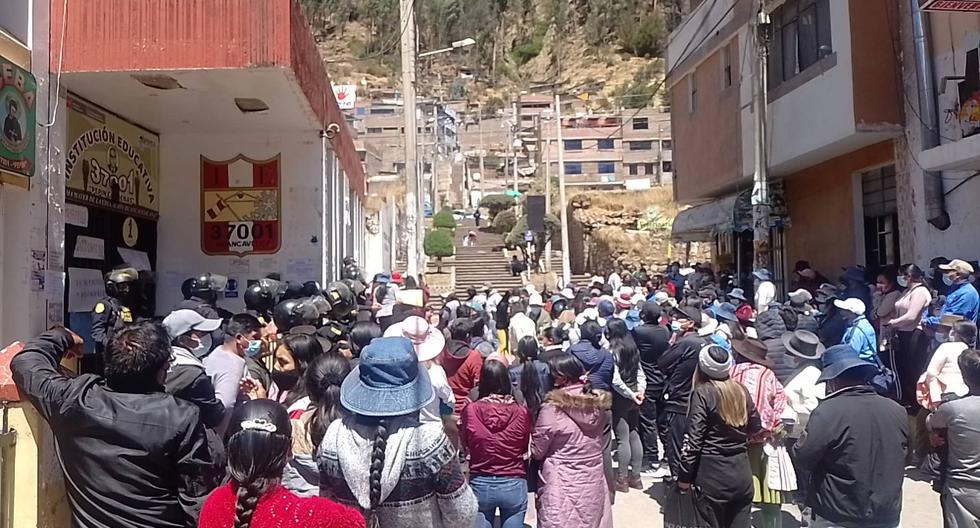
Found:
[65,95,160,219]
[200,154,281,256]
[0,56,36,179]
[67,267,106,313]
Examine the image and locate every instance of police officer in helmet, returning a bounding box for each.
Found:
[90,266,140,373]
[175,273,232,349]
[244,278,282,326]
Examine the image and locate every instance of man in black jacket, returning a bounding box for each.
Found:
[657,305,706,477]
[794,344,907,528]
[633,302,671,475]
[11,323,217,528]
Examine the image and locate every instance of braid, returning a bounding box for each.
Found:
[232,479,265,528]
[366,420,389,528]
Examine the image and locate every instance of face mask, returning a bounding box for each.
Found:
[272,369,300,391]
[670,321,683,333]
[935,332,949,344]
[897,276,909,288]
[943,275,955,287]
[245,339,263,358]
[190,335,212,358]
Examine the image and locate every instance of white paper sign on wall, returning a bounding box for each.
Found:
[74,236,105,260]
[67,267,106,312]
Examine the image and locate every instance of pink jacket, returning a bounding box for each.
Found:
[731,362,787,443]
[531,384,613,528]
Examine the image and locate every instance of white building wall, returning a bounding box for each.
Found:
[898,10,980,264]
[740,1,857,177]
[155,132,327,315]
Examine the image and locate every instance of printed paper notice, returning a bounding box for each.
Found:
[74,236,105,261]
[65,203,89,228]
[45,271,65,300]
[117,247,152,271]
[68,267,106,312]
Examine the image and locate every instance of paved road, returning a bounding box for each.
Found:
[525,473,942,527]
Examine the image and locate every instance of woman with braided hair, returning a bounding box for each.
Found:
[318,336,478,528]
[197,399,363,528]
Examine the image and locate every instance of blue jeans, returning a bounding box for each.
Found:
[469,475,528,528]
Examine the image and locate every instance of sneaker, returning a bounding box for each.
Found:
[640,462,661,476]
[649,465,671,479]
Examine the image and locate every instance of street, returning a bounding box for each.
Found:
[524,474,941,527]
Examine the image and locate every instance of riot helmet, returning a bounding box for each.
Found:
[244,278,282,315]
[272,298,319,333]
[187,273,228,304]
[550,298,569,320]
[301,281,322,298]
[106,267,139,300]
[326,281,356,319]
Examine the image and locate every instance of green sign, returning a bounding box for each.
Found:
[0,57,36,178]
[505,189,521,198]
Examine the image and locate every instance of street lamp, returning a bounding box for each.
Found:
[418,37,477,58]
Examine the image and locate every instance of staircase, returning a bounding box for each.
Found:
[452,219,525,299]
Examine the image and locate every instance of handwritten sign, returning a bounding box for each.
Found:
[67,267,105,312]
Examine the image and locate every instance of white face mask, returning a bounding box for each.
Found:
[189,334,212,358]
[935,332,949,345]
[897,276,909,288]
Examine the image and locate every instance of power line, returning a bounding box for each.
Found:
[324,0,420,64]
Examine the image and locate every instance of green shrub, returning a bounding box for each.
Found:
[432,208,457,231]
[479,194,515,220]
[504,213,560,248]
[617,12,666,58]
[491,207,518,234]
[424,228,455,272]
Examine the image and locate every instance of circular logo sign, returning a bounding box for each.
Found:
[122,216,139,247]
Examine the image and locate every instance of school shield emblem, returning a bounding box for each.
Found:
[200,154,281,256]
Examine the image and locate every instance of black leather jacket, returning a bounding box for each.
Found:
[657,335,706,413]
[11,329,217,528]
[678,382,763,483]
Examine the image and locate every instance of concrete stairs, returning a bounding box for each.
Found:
[451,219,524,299]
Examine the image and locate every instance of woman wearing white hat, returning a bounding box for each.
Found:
[675,344,762,528]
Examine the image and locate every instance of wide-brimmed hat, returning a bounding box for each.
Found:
[714,302,738,323]
[727,288,747,302]
[781,330,825,360]
[697,314,719,336]
[788,289,813,304]
[833,297,866,316]
[753,268,772,281]
[698,344,734,380]
[529,293,544,307]
[814,283,839,303]
[382,316,446,362]
[679,267,696,277]
[731,337,772,367]
[654,291,671,305]
[671,305,703,327]
[341,336,434,417]
[817,344,877,383]
[939,313,966,329]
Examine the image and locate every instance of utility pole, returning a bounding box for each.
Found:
[400,0,419,277]
[555,93,571,286]
[478,104,485,206]
[511,100,520,218]
[432,108,440,214]
[544,136,552,271]
[751,2,772,271]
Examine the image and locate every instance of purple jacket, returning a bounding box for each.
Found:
[531,384,613,528]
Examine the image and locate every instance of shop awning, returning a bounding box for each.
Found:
[671,191,751,242]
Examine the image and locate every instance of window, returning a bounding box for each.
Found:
[370,108,395,115]
[633,117,649,130]
[629,141,653,151]
[367,127,383,134]
[661,139,673,150]
[564,139,582,151]
[769,0,832,89]
[644,163,656,175]
[597,162,615,174]
[597,138,615,150]
[688,72,698,113]
[628,164,639,176]
[662,161,673,173]
[565,162,582,175]
[722,41,733,88]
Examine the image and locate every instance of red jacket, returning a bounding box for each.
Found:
[441,340,484,415]
[460,395,531,477]
[198,483,364,528]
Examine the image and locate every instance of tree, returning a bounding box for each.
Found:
[479,194,516,221]
[423,228,455,273]
[491,207,518,234]
[432,208,457,231]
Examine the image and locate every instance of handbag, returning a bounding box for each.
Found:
[764,443,798,492]
[870,340,898,399]
[663,483,708,528]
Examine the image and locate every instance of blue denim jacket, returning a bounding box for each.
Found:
[842,315,878,362]
[923,281,980,326]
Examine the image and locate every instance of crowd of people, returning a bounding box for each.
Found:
[8,254,978,528]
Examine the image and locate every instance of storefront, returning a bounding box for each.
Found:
[671,184,790,295]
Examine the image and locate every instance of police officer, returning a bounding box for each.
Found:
[90,267,140,372]
[176,273,232,348]
[243,278,282,326]
[341,256,363,282]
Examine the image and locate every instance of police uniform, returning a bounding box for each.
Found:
[88,296,135,374]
